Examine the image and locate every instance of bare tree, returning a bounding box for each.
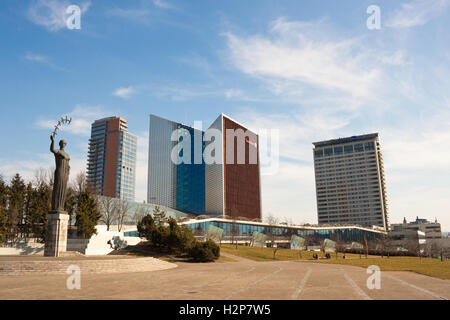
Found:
[303,233,312,251]
[377,234,393,258]
[133,205,151,225]
[33,168,50,187]
[265,213,279,259]
[283,216,294,226]
[334,236,346,259]
[72,171,87,194]
[116,200,130,232]
[407,239,423,261]
[98,196,117,231]
[319,239,326,254]
[425,241,441,258]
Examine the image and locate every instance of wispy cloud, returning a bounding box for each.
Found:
[176,53,215,78]
[153,0,174,10]
[224,89,243,99]
[37,105,110,137]
[25,53,47,62]
[106,7,150,21]
[149,85,219,101]
[106,0,175,23]
[27,0,90,32]
[113,83,226,101]
[113,86,137,99]
[386,0,450,28]
[24,52,66,71]
[225,18,382,99]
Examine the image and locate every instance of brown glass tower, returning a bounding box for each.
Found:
[87,117,137,201]
[205,114,262,221]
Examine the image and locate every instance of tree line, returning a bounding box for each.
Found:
[0,170,101,244]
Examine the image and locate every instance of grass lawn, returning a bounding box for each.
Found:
[218,255,238,263]
[220,244,450,280]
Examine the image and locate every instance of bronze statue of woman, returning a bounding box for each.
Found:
[50,135,70,212]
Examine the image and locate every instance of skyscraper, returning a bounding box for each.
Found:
[87,117,137,201]
[312,133,389,230]
[147,115,205,214]
[147,114,261,220]
[205,114,261,220]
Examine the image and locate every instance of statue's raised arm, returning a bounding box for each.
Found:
[50,135,56,154]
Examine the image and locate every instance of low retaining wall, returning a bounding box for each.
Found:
[67,233,142,255]
[1,228,143,256]
[0,257,177,276]
[0,242,44,256]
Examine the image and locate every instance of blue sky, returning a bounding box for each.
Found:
[1,0,449,230]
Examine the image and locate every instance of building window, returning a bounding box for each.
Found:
[344,145,353,154]
[354,144,364,152]
[334,146,343,155]
[314,150,324,158]
[364,142,375,151]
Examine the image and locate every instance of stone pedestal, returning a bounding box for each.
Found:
[44,211,70,257]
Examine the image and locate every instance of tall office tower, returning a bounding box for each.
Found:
[87,117,137,201]
[312,133,389,230]
[147,115,205,214]
[205,114,262,220]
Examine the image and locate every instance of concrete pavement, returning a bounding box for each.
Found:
[0,253,448,300]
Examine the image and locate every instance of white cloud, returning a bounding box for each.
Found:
[153,0,173,9]
[177,54,215,79]
[379,51,408,66]
[106,7,150,20]
[386,0,450,28]
[113,86,137,99]
[27,0,90,32]
[382,110,450,171]
[37,105,110,137]
[25,53,47,62]
[225,18,381,99]
[24,52,66,71]
[224,89,243,99]
[140,84,222,101]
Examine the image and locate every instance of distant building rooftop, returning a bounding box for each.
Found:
[313,133,379,148]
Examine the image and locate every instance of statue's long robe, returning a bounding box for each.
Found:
[52,150,70,211]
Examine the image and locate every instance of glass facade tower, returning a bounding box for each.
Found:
[175,123,206,214]
[147,115,206,214]
[148,114,261,220]
[87,117,137,201]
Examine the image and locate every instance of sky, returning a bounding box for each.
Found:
[0,0,449,231]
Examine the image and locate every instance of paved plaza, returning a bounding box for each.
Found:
[0,253,449,300]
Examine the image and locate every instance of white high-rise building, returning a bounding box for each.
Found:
[313,133,389,230]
